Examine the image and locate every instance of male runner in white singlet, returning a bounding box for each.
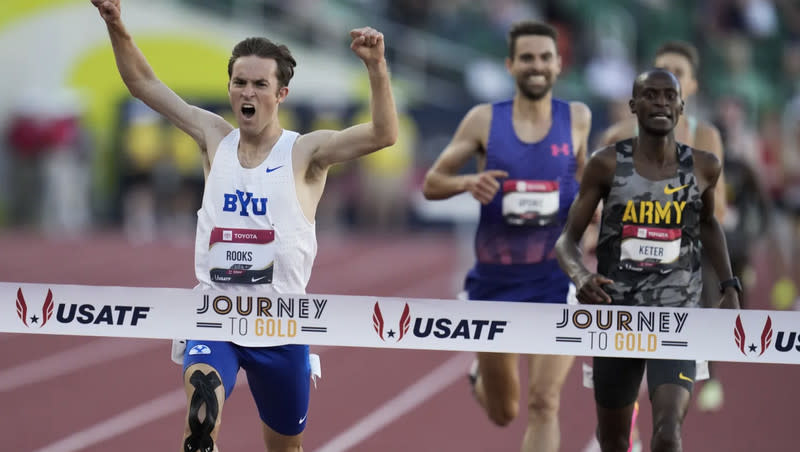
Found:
[91,1,398,451]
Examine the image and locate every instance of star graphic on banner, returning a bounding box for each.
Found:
[387,329,396,338]
[748,343,757,353]
[30,315,39,324]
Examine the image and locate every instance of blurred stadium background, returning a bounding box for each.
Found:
[2,1,800,451]
[3,0,800,240]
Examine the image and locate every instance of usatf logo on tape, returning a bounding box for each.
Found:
[732,315,800,357]
[15,287,150,328]
[371,302,507,342]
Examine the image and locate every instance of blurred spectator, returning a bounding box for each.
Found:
[4,89,92,236]
[583,37,636,103]
[308,104,360,230]
[387,0,430,29]
[778,41,800,101]
[484,0,540,39]
[706,0,778,39]
[758,109,786,198]
[118,99,207,243]
[464,58,514,103]
[708,35,775,124]
[775,92,800,308]
[353,103,417,232]
[777,0,800,39]
[716,96,762,165]
[715,98,772,293]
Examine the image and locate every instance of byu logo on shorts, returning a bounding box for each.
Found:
[189,344,212,355]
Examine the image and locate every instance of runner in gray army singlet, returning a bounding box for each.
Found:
[596,138,703,307]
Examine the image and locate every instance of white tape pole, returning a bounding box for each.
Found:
[2,282,798,364]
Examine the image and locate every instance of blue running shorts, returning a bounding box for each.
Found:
[183,341,311,436]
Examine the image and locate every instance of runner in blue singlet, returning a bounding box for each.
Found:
[423,21,591,452]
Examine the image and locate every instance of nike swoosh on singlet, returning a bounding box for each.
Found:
[678,372,694,383]
[664,184,689,195]
[266,165,283,173]
[251,276,266,283]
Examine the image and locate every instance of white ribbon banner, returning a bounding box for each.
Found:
[2,282,798,364]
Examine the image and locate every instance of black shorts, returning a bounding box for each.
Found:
[593,357,696,409]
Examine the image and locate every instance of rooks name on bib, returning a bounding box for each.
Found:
[226,251,253,262]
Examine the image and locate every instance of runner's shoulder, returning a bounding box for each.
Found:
[569,101,592,132]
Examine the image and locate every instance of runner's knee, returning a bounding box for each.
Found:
[264,425,303,452]
[527,386,560,420]
[486,398,518,426]
[183,368,224,452]
[596,404,635,452]
[651,420,681,452]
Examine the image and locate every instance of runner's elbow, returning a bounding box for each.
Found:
[421,173,437,200]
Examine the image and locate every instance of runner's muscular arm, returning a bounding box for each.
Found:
[694,122,727,221]
[422,105,507,204]
[91,0,232,160]
[695,150,740,309]
[570,102,592,181]
[555,147,616,303]
[301,28,398,178]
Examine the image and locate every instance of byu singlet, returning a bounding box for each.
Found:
[466,99,578,302]
[596,139,702,307]
[194,129,317,295]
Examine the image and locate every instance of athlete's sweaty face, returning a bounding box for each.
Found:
[654,52,697,98]
[507,35,561,101]
[630,71,684,136]
[228,55,288,134]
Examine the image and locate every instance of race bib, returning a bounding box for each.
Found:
[619,225,681,273]
[502,180,559,226]
[208,227,275,284]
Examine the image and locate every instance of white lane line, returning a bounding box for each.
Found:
[0,338,162,393]
[32,387,187,452]
[314,352,473,452]
[31,347,331,452]
[26,249,452,452]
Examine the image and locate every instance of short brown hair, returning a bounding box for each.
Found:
[655,41,700,77]
[228,37,297,88]
[508,21,558,59]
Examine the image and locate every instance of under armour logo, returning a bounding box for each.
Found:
[551,143,570,156]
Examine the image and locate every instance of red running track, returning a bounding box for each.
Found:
[0,230,797,451]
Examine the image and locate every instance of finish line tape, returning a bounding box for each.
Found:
[2,282,798,364]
